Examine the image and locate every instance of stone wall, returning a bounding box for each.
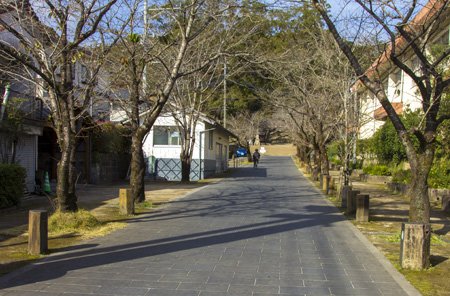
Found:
[386,182,450,202]
[90,153,131,184]
[359,174,393,184]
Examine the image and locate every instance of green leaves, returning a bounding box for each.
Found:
[127,33,141,44]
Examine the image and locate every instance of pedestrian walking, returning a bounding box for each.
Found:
[253,149,260,168]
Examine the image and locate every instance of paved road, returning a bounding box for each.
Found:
[0,156,420,296]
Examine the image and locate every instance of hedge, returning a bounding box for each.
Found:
[0,163,27,208]
[362,165,391,176]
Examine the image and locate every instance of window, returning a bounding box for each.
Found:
[153,126,181,146]
[208,130,213,150]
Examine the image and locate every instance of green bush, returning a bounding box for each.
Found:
[0,163,27,208]
[349,160,363,170]
[332,158,342,166]
[362,165,391,176]
[428,159,450,189]
[369,110,421,165]
[392,169,411,183]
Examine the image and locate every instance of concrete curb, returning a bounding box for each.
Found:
[291,158,422,296]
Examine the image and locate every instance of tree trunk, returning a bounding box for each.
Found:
[56,123,77,212]
[66,134,78,212]
[246,144,252,162]
[407,145,433,223]
[181,155,191,182]
[319,144,329,175]
[130,134,145,203]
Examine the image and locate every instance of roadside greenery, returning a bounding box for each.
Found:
[364,107,450,188]
[92,122,131,155]
[369,110,421,165]
[362,165,391,176]
[0,164,27,208]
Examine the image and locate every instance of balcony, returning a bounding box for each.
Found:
[374,102,403,120]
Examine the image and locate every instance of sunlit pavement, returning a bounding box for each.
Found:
[0,156,420,296]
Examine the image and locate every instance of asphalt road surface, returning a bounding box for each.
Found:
[0,156,420,296]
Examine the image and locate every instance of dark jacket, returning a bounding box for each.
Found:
[253,151,260,161]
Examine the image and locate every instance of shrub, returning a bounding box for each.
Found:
[392,169,411,183]
[362,165,391,176]
[48,210,101,233]
[369,110,421,165]
[0,163,27,208]
[349,160,363,170]
[92,122,131,155]
[330,158,342,166]
[428,158,450,189]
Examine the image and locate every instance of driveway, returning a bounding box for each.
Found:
[0,156,420,296]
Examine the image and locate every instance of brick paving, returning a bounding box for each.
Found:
[0,156,420,295]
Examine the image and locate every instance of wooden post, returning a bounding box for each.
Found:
[341,185,352,208]
[347,190,360,214]
[28,210,48,255]
[119,189,134,215]
[337,171,344,201]
[400,223,431,269]
[356,194,369,222]
[323,175,330,194]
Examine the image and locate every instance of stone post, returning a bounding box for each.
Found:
[28,210,48,255]
[400,223,431,269]
[119,189,134,215]
[341,185,352,208]
[320,173,324,188]
[356,194,369,222]
[347,190,360,214]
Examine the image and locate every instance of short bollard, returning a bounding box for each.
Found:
[356,194,369,222]
[341,185,352,208]
[400,223,431,269]
[119,189,134,215]
[323,175,330,194]
[329,177,335,190]
[28,210,48,255]
[347,190,360,214]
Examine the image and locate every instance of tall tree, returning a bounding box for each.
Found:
[312,0,450,223]
[0,0,130,212]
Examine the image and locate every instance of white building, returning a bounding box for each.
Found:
[358,1,450,139]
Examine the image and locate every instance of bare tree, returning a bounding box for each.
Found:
[312,0,450,223]
[106,0,247,202]
[0,0,130,212]
[263,28,347,176]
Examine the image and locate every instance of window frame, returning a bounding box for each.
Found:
[153,125,182,146]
